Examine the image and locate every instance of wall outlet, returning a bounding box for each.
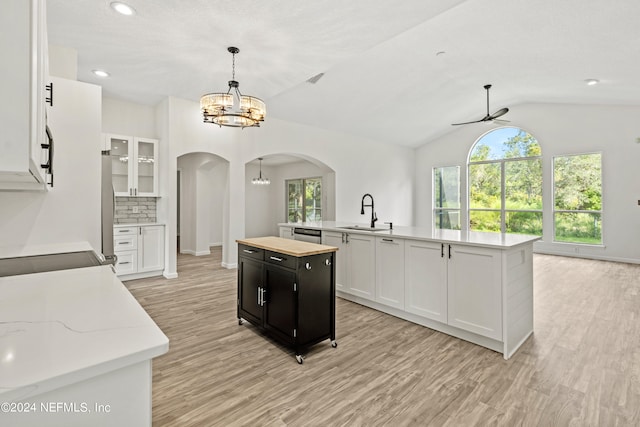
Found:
[132,206,139,214]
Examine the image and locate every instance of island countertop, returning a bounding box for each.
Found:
[0,265,169,401]
[278,221,540,249]
[237,236,338,257]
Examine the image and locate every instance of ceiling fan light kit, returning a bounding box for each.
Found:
[200,47,266,128]
[452,84,510,126]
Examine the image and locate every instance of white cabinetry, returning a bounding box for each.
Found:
[0,0,50,190]
[105,134,158,197]
[322,231,375,300]
[114,225,165,278]
[447,244,502,341]
[404,240,447,323]
[375,237,404,309]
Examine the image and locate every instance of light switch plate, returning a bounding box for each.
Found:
[132,206,139,213]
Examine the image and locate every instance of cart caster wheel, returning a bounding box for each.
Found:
[295,355,304,364]
[238,318,243,325]
[331,340,338,348]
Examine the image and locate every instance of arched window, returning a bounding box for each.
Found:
[468,127,542,235]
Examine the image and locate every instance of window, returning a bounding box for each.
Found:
[468,127,542,235]
[553,153,602,244]
[286,177,322,223]
[434,166,460,229]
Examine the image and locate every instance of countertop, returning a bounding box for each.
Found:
[278,221,541,249]
[0,265,169,401]
[114,222,165,227]
[237,236,338,257]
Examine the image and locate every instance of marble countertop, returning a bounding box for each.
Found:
[278,221,541,249]
[0,265,169,401]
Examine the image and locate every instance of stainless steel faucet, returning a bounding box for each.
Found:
[361,193,377,228]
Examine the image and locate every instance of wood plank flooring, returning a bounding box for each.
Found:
[125,249,640,426]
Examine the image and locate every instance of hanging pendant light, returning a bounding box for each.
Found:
[252,158,270,185]
[200,47,266,128]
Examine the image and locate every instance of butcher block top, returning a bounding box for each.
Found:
[237,236,338,257]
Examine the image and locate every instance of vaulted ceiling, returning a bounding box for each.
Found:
[48,0,640,147]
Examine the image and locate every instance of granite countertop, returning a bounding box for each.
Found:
[0,265,169,401]
[278,221,541,249]
[237,236,338,257]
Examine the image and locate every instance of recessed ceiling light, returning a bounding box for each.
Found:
[92,69,110,78]
[584,79,599,86]
[110,2,136,16]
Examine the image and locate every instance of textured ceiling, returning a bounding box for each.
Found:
[48,0,640,147]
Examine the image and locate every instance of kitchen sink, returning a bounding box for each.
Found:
[337,226,388,232]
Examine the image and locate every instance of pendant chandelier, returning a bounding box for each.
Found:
[252,158,270,185]
[200,47,266,128]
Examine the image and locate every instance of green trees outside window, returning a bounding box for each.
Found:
[287,177,322,223]
[468,127,542,235]
[553,153,602,244]
[434,166,461,229]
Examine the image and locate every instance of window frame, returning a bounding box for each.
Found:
[552,151,603,245]
[467,127,543,235]
[433,165,461,230]
[285,176,323,224]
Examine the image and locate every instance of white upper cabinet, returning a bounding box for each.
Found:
[105,134,159,197]
[0,0,50,190]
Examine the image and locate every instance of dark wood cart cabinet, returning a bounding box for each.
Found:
[237,237,338,364]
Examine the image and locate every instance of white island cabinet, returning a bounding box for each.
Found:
[0,265,168,426]
[288,221,539,359]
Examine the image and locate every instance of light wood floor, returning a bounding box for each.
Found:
[125,249,640,426]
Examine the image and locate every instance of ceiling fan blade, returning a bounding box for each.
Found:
[489,107,509,120]
[451,119,483,126]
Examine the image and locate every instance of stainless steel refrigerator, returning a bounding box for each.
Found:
[101,150,117,265]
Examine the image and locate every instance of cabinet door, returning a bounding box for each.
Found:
[447,244,503,340]
[263,264,296,343]
[404,240,447,323]
[238,258,263,325]
[107,134,134,196]
[347,233,376,300]
[375,237,404,309]
[279,226,294,239]
[138,225,165,272]
[134,137,158,196]
[322,231,347,292]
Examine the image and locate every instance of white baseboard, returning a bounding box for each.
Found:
[222,262,237,269]
[163,271,178,279]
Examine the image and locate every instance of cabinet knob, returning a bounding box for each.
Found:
[325,258,332,266]
[305,262,312,270]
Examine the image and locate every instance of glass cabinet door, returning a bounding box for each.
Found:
[109,135,133,196]
[134,137,158,196]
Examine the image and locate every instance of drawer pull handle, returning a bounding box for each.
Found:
[270,256,283,262]
[305,262,312,270]
[119,261,130,265]
[243,249,255,254]
[118,242,129,245]
[382,238,394,242]
[118,230,130,233]
[325,259,332,266]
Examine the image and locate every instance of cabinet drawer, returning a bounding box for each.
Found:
[114,251,137,275]
[114,226,137,236]
[239,244,264,261]
[114,235,138,250]
[265,251,297,269]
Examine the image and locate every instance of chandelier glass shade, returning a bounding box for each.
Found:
[200,47,266,128]
[252,158,270,185]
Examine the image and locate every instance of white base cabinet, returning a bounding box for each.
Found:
[375,236,404,309]
[322,231,375,300]
[114,225,165,279]
[404,240,448,323]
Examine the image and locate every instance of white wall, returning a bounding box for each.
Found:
[415,103,640,263]
[102,98,157,138]
[0,77,102,255]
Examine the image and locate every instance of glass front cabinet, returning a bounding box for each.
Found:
[106,134,159,197]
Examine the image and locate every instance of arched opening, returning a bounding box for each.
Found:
[244,154,336,237]
[177,152,229,256]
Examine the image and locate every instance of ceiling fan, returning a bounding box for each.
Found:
[451,84,509,126]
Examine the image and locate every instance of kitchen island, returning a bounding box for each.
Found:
[0,263,168,426]
[236,236,338,364]
[279,222,540,359]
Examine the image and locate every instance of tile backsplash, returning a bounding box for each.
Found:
[115,197,157,224]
